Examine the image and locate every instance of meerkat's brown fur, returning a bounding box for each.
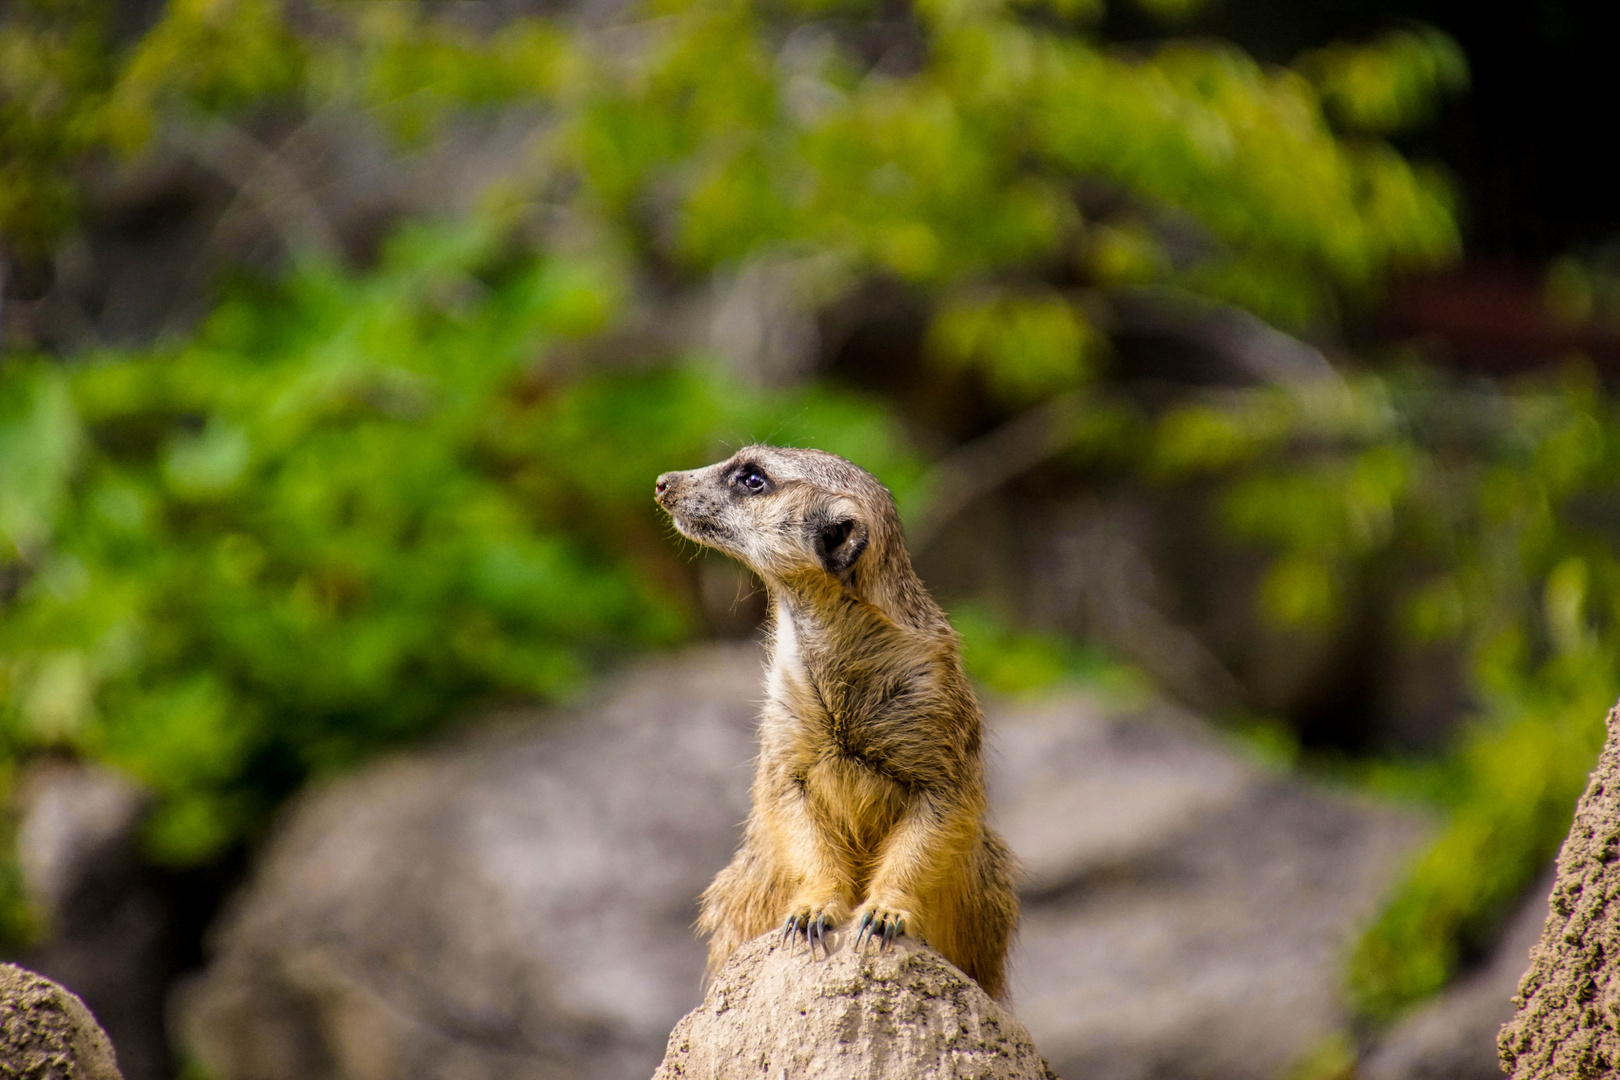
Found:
[655,445,1018,999]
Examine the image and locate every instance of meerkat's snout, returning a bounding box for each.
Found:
[653,460,744,555]
[653,471,679,505]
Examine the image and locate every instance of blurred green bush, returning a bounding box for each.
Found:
[1147,369,1620,1018]
[2,0,1604,1031]
[0,220,920,868]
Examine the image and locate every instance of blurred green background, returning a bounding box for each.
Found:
[3,0,1618,1057]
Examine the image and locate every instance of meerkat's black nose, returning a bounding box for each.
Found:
[655,473,675,501]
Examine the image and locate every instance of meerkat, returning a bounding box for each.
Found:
[654,445,1018,999]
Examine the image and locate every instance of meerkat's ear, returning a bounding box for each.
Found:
[812,511,869,576]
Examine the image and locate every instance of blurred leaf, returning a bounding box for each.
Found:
[928,291,1096,404]
[953,602,1147,701]
[0,364,81,559]
[1297,25,1468,135]
[1259,555,1341,628]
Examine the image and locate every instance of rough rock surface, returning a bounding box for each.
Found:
[0,963,123,1080]
[1360,874,1551,1080]
[1499,703,1620,1078]
[653,934,1056,1080]
[177,643,1430,1080]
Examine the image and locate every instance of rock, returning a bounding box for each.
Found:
[175,644,763,1080]
[990,695,1430,1080]
[14,767,148,922]
[9,766,176,1080]
[653,934,1056,1080]
[1359,874,1551,1080]
[176,644,1430,1080]
[0,962,124,1080]
[1498,702,1620,1078]
[988,695,1252,895]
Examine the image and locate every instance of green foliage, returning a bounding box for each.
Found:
[0,0,117,258]
[953,602,1147,701]
[1347,681,1607,1018]
[928,292,1097,405]
[1298,25,1468,135]
[547,0,1459,324]
[0,0,1516,1017]
[0,363,81,559]
[1544,246,1620,332]
[0,220,920,873]
[104,0,304,154]
[0,764,37,945]
[0,0,310,256]
[1283,1031,1358,1080]
[4,0,1461,328]
[1149,367,1620,1019]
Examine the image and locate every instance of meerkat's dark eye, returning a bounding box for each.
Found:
[733,466,771,494]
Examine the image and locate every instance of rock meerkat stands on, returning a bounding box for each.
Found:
[655,445,1018,999]
[652,935,1055,1080]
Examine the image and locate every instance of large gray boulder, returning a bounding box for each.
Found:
[177,647,761,1080]
[176,643,1433,1080]
[990,696,1429,1080]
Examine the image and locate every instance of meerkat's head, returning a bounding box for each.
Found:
[655,445,903,595]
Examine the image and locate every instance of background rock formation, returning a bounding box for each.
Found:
[1499,703,1620,1077]
[653,935,1056,1080]
[174,644,1435,1080]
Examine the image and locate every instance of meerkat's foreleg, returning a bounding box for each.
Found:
[853,794,980,949]
[765,782,856,955]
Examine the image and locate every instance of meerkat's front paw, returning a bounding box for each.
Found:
[853,903,913,951]
[780,900,847,959]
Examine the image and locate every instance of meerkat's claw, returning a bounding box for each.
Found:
[853,908,908,952]
[783,909,831,954]
[781,908,839,958]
